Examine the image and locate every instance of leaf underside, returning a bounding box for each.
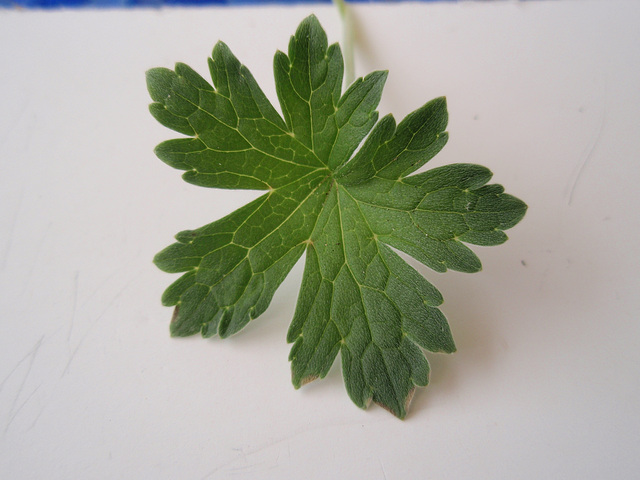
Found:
[147,15,527,419]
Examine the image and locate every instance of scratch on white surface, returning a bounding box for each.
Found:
[18,222,52,297]
[4,385,41,434]
[536,263,553,294]
[199,441,282,479]
[0,336,44,394]
[379,459,388,480]
[61,272,140,377]
[0,189,24,271]
[79,268,126,311]
[199,421,374,479]
[61,342,84,378]
[567,108,607,206]
[228,461,269,474]
[0,98,29,151]
[67,271,80,343]
[26,405,45,432]
[1,336,44,434]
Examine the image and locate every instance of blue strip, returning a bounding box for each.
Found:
[2,0,452,8]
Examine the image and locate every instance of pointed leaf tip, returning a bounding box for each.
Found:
[146,67,174,103]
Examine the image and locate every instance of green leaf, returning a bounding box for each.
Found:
[147,15,527,419]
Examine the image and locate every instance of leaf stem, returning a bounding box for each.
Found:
[334,0,355,86]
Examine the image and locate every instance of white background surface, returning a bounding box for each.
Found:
[1,0,639,478]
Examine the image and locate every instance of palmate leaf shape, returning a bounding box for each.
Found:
[147,15,526,418]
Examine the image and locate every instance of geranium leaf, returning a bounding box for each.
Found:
[147,15,527,418]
